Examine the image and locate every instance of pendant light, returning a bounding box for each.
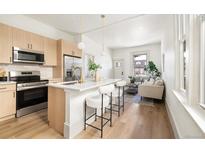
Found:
[78,15,85,50]
[101,14,106,56]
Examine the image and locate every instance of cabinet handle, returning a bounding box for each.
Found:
[28,44,30,49]
[0,87,6,90]
[13,92,15,98]
[31,44,32,49]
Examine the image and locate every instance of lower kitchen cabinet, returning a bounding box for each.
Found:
[0,83,16,121]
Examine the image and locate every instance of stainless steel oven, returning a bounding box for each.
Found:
[9,71,48,117]
[13,47,44,64]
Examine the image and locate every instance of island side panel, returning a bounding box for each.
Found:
[64,89,99,139]
[48,86,65,135]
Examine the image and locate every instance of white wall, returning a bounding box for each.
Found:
[81,35,113,79]
[162,15,204,138]
[0,15,75,79]
[112,43,161,79]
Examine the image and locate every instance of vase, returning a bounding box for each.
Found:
[95,71,100,82]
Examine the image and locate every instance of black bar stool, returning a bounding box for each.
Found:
[84,84,114,138]
[106,80,126,117]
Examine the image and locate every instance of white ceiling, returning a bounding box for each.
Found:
[26,14,139,34]
[26,14,170,49]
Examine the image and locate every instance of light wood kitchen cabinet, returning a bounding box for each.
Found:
[30,33,44,52]
[12,27,31,50]
[60,39,73,56]
[12,27,44,52]
[0,23,12,64]
[0,84,16,121]
[73,47,82,57]
[53,39,82,78]
[59,39,82,57]
[44,37,57,66]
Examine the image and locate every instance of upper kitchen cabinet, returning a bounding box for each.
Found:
[30,33,44,52]
[73,46,82,58]
[12,27,44,52]
[12,27,31,50]
[59,39,73,56]
[0,23,12,64]
[59,39,82,58]
[44,37,57,66]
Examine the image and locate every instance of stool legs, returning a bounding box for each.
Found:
[101,94,104,138]
[123,86,125,112]
[110,92,112,127]
[95,108,97,121]
[118,87,121,117]
[84,101,87,130]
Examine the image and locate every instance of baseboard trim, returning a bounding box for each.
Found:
[165,101,181,138]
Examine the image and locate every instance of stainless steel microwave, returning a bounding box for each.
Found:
[13,47,44,64]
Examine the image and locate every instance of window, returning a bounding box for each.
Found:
[133,54,147,75]
[200,15,205,108]
[178,15,189,92]
[84,54,94,78]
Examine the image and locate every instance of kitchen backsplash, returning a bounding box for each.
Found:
[0,64,53,79]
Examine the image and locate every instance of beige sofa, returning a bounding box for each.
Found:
[138,83,164,100]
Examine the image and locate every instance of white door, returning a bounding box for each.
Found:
[113,59,124,79]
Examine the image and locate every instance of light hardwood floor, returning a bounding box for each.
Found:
[0,109,63,139]
[0,96,174,139]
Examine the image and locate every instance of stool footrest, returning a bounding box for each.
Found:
[85,116,111,131]
[85,123,102,131]
[86,113,96,121]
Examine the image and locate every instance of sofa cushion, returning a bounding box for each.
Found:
[155,79,163,86]
[144,80,154,85]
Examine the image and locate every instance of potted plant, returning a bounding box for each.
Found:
[144,61,161,78]
[88,58,102,81]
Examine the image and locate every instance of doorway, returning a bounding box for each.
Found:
[113,59,124,79]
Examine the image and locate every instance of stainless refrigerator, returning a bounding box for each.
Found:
[64,55,82,81]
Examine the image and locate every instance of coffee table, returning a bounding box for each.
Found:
[125,83,138,94]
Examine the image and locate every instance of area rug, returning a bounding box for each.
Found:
[124,94,154,106]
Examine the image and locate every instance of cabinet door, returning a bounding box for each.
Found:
[30,33,44,52]
[0,91,16,118]
[12,27,31,49]
[44,37,57,66]
[0,23,12,64]
[73,47,82,58]
[61,40,73,56]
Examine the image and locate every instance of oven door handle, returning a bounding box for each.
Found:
[17,85,48,91]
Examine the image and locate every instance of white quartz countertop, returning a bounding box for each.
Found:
[48,79,121,92]
[0,81,16,85]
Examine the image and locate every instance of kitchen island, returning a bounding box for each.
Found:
[48,79,121,138]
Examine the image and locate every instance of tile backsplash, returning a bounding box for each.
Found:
[0,64,53,79]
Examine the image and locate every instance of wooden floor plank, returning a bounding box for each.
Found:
[0,95,174,139]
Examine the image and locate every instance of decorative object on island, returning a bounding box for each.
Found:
[88,58,102,82]
[144,61,161,78]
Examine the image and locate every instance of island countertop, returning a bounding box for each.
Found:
[48,79,121,92]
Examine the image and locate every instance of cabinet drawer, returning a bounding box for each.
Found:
[0,84,16,92]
